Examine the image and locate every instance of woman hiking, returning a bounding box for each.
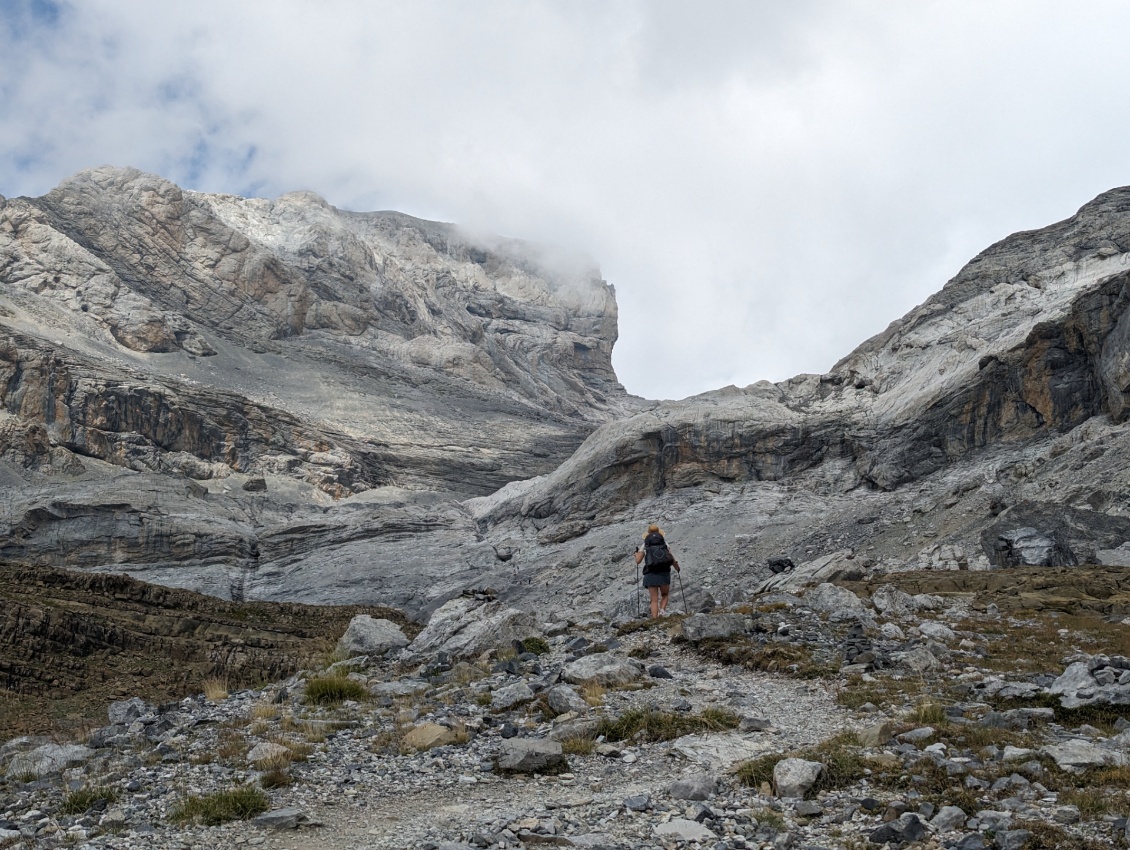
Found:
[634,524,679,618]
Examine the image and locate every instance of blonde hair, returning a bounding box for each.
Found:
[643,523,665,538]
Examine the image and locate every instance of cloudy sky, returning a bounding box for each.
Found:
[3,1,1130,400]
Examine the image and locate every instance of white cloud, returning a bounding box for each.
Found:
[3,0,1130,399]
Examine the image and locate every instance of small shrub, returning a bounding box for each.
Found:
[560,736,596,755]
[167,786,270,825]
[60,785,119,815]
[734,753,779,788]
[910,701,947,724]
[304,674,367,706]
[522,636,551,655]
[581,682,606,707]
[202,676,229,702]
[259,768,292,789]
[597,707,740,743]
[475,692,492,707]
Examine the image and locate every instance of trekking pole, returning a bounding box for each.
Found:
[676,566,689,615]
[634,549,642,618]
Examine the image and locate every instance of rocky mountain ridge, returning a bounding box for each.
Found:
[4,171,1130,619]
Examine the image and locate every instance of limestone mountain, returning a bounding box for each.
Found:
[3,170,1130,617]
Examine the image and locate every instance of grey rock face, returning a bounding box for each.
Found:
[545,684,588,715]
[108,697,154,725]
[403,599,540,662]
[336,615,409,656]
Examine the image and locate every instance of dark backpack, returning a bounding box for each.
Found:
[643,532,674,572]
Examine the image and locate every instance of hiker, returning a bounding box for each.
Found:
[634,524,679,618]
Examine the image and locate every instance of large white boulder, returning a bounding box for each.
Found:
[403,599,540,662]
[337,615,409,656]
[773,757,823,798]
[562,653,645,688]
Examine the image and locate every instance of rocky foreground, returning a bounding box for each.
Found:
[4,576,1130,850]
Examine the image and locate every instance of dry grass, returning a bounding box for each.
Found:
[250,702,280,721]
[954,610,1130,676]
[696,637,836,678]
[597,707,740,743]
[202,676,229,702]
[1014,821,1114,850]
[304,674,367,706]
[215,729,248,762]
[167,786,269,825]
[60,785,119,815]
[580,681,606,707]
[560,735,596,755]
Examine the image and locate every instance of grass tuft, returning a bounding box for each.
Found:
[304,674,367,706]
[597,707,740,743]
[521,636,551,655]
[60,785,119,815]
[167,786,270,825]
[202,676,229,702]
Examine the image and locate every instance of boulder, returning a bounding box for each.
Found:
[546,684,588,715]
[802,582,869,619]
[562,654,645,688]
[773,757,823,798]
[548,717,601,742]
[918,621,956,642]
[402,723,457,751]
[930,805,967,833]
[991,526,1077,567]
[108,697,155,725]
[756,551,855,593]
[403,599,541,662]
[653,819,717,842]
[870,585,917,618]
[496,738,567,773]
[5,743,93,779]
[247,742,290,765]
[337,615,409,656]
[491,682,535,711]
[1047,659,1130,709]
[678,613,748,643]
[894,647,941,674]
[669,773,715,800]
[1041,739,1120,770]
[253,807,315,829]
[858,721,894,748]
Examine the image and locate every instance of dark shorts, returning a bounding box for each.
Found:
[642,570,670,588]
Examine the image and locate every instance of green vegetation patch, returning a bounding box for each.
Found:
[167,786,270,825]
[60,785,120,815]
[597,706,740,743]
[303,674,367,706]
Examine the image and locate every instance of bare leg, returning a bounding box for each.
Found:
[659,585,670,613]
[648,586,660,618]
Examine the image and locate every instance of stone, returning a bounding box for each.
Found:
[653,819,717,842]
[5,744,93,779]
[952,835,987,850]
[898,726,936,743]
[496,739,567,774]
[894,647,941,674]
[990,527,1077,567]
[491,682,535,710]
[1041,739,1118,770]
[858,722,894,747]
[108,697,155,725]
[739,716,772,732]
[561,654,645,688]
[622,794,649,812]
[930,805,967,833]
[802,583,869,619]
[402,723,457,752]
[253,808,314,829]
[880,622,906,640]
[918,621,956,642]
[871,585,918,618]
[403,600,542,663]
[242,476,267,492]
[647,665,673,679]
[678,613,748,642]
[246,742,290,765]
[868,813,926,845]
[773,757,822,798]
[669,773,715,801]
[548,718,601,743]
[673,732,776,770]
[995,830,1031,850]
[546,685,588,715]
[337,615,409,656]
